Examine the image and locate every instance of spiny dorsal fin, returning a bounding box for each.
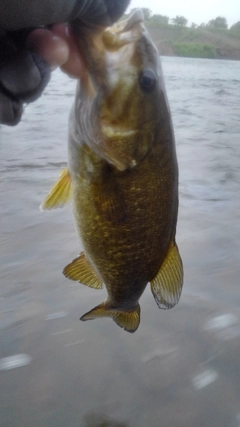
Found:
[80,302,140,333]
[63,252,103,289]
[150,241,183,310]
[40,168,71,211]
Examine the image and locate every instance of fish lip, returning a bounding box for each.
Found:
[102,9,144,51]
[120,9,144,33]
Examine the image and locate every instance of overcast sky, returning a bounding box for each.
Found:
[127,0,240,27]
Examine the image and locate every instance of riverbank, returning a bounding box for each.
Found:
[148,25,240,60]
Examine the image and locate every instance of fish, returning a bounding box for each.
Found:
[41,9,183,333]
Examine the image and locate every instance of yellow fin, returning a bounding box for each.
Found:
[150,241,183,310]
[63,252,103,289]
[40,168,71,210]
[80,302,140,333]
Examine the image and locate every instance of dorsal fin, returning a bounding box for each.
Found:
[150,241,183,309]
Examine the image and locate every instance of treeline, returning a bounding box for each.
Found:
[122,8,240,37]
[121,8,240,59]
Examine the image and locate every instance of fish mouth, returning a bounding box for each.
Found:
[121,9,144,32]
[102,9,144,50]
[72,10,149,171]
[73,9,145,98]
[86,10,145,150]
[96,10,145,137]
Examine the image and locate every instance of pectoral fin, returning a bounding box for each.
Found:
[80,302,140,333]
[150,241,183,310]
[63,252,103,289]
[40,168,71,210]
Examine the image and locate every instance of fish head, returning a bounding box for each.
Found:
[73,9,169,171]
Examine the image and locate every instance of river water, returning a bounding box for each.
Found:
[1,56,240,427]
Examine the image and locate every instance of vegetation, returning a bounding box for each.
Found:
[229,21,240,38]
[120,8,240,60]
[172,43,216,58]
[123,8,237,31]
[207,16,228,30]
[171,16,188,27]
[150,14,169,26]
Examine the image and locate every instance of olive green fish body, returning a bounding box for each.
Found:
[42,10,183,333]
[71,121,178,310]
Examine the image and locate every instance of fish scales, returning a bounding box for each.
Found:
[42,9,183,332]
[73,133,177,288]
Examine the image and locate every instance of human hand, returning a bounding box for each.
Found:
[0,0,130,125]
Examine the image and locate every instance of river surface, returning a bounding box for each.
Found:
[1,56,240,427]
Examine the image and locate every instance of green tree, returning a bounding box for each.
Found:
[229,21,240,37]
[207,16,228,29]
[171,15,188,26]
[230,21,240,30]
[150,14,169,26]
[191,23,197,28]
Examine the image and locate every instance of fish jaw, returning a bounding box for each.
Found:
[72,9,145,86]
[71,9,163,171]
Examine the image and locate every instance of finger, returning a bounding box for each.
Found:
[0,47,50,103]
[51,24,86,79]
[0,92,23,125]
[26,28,69,69]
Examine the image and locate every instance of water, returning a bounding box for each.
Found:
[0,57,240,427]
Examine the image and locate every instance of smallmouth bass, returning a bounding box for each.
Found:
[41,10,183,333]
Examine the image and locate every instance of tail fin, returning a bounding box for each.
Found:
[80,302,140,333]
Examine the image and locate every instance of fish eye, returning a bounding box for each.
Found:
[139,69,157,93]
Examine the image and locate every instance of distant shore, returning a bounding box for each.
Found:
[148,25,240,60]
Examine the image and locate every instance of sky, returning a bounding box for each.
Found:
[127,0,240,28]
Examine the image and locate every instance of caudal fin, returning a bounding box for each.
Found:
[80,302,140,333]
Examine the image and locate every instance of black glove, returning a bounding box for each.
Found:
[0,33,50,125]
[0,0,130,125]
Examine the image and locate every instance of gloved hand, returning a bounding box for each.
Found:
[0,0,130,125]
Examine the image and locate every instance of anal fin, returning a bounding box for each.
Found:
[80,302,140,333]
[150,241,183,310]
[63,252,103,289]
[40,168,71,210]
